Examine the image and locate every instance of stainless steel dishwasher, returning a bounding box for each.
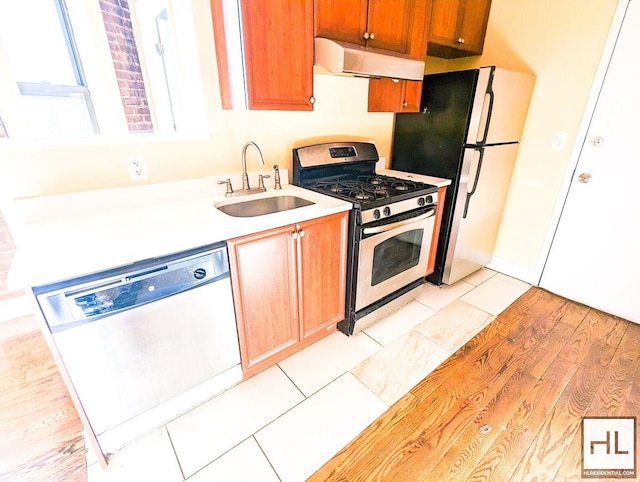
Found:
[34,242,241,450]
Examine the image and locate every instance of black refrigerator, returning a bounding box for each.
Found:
[391,66,534,285]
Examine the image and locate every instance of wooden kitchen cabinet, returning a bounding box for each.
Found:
[228,212,348,378]
[427,186,447,275]
[368,78,423,113]
[297,213,348,340]
[315,0,428,58]
[427,0,492,58]
[210,0,314,110]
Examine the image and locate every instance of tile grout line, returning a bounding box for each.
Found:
[275,363,307,400]
[165,426,186,481]
[252,435,284,482]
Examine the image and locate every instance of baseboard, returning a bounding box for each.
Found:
[0,295,33,324]
[487,257,537,285]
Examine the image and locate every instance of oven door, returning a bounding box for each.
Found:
[355,207,436,312]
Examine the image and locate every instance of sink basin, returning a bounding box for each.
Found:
[215,195,315,217]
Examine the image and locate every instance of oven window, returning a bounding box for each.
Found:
[371,229,424,286]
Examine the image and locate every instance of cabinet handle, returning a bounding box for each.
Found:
[292,231,299,240]
[369,32,375,40]
[309,96,316,104]
[457,37,465,44]
[402,101,408,107]
[298,229,305,238]
[363,32,370,40]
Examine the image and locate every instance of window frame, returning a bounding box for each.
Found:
[0,0,209,143]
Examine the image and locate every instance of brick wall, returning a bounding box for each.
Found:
[0,210,22,301]
[99,0,154,133]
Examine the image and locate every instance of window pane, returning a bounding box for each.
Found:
[0,0,78,85]
[21,93,95,139]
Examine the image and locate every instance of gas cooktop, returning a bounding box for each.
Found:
[307,174,437,209]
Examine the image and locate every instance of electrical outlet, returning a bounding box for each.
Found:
[126,155,148,181]
[551,132,567,151]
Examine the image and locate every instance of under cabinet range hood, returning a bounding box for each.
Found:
[314,37,425,81]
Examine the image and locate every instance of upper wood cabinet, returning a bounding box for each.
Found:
[210,0,314,111]
[427,0,492,58]
[368,78,423,113]
[228,212,348,378]
[315,0,429,58]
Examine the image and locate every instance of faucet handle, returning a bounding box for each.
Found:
[273,164,282,190]
[217,178,234,197]
[258,174,270,190]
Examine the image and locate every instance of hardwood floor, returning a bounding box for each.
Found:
[310,287,640,481]
[0,315,86,482]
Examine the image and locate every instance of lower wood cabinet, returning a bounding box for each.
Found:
[427,186,447,275]
[227,211,348,378]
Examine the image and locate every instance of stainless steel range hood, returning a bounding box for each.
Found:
[314,37,425,81]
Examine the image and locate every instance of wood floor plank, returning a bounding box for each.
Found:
[555,320,640,481]
[0,316,85,482]
[425,369,539,481]
[465,355,579,482]
[508,340,616,481]
[559,309,626,364]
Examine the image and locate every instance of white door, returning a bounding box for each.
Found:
[540,0,640,323]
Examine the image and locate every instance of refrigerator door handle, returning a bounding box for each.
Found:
[477,87,495,145]
[463,148,485,218]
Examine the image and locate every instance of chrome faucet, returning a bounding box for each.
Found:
[241,141,265,191]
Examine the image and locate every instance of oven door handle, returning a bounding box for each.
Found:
[362,208,436,235]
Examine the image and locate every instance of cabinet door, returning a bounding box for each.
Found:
[368,78,422,112]
[297,212,348,340]
[315,0,368,45]
[428,0,462,48]
[240,0,314,110]
[228,225,300,376]
[428,0,491,58]
[457,0,491,54]
[366,0,412,53]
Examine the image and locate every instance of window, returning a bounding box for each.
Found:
[0,0,98,138]
[0,0,206,141]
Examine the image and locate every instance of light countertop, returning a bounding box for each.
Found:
[7,171,352,288]
[7,169,451,289]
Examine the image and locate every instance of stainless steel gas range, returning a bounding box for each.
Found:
[293,142,439,335]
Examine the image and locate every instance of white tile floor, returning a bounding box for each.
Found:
[87,268,530,482]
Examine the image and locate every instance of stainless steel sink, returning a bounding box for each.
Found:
[215,195,315,217]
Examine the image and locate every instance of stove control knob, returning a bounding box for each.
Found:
[426,195,434,204]
[193,268,207,280]
[417,197,426,207]
[383,207,391,217]
[373,209,381,220]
